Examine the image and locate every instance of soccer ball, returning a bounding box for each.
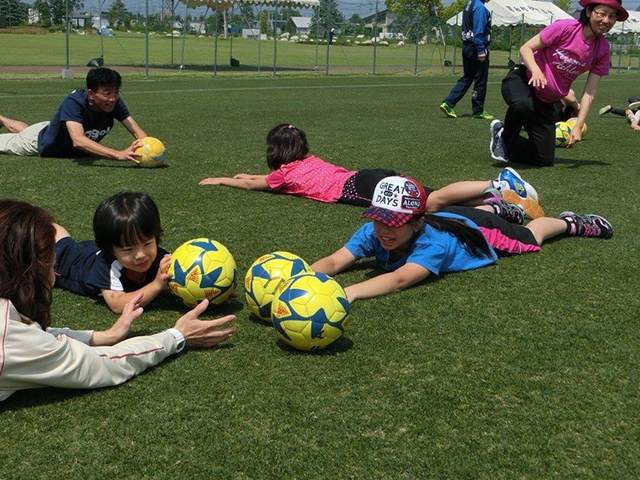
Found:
[271,272,350,351]
[135,137,166,168]
[244,251,312,322]
[566,117,587,138]
[168,238,237,307]
[555,121,572,147]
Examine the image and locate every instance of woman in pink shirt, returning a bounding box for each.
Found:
[201,123,542,219]
[489,0,627,166]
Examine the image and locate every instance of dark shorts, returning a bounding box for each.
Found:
[440,206,541,255]
[339,169,435,207]
[54,237,100,296]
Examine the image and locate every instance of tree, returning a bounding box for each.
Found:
[342,13,365,36]
[386,0,443,20]
[32,0,51,27]
[555,0,571,14]
[47,0,84,25]
[0,0,29,26]
[107,0,132,29]
[310,0,342,38]
[439,0,467,21]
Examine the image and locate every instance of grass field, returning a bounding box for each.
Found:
[2,29,639,78]
[0,69,639,478]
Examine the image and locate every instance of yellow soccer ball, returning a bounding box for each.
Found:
[555,121,572,147]
[271,272,350,351]
[135,137,166,168]
[244,251,312,322]
[168,238,237,307]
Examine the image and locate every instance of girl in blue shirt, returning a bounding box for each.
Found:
[311,176,613,303]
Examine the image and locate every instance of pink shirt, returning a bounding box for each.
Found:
[265,155,356,203]
[531,19,610,103]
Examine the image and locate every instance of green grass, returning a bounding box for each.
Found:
[0,71,639,478]
[2,30,640,79]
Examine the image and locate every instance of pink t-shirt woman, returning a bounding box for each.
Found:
[530,19,610,103]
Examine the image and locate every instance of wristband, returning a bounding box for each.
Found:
[166,328,186,352]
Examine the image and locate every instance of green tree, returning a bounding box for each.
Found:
[107,0,131,29]
[342,13,365,36]
[32,0,51,27]
[439,0,467,21]
[0,0,29,26]
[47,0,84,25]
[386,0,442,20]
[260,10,268,35]
[310,0,342,38]
[555,0,571,13]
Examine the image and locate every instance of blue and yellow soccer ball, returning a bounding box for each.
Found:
[271,272,350,351]
[168,238,237,307]
[135,136,166,168]
[555,121,572,147]
[244,251,312,323]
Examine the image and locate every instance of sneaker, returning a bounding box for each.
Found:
[473,111,494,120]
[559,212,614,239]
[495,167,539,203]
[627,100,640,111]
[598,105,612,115]
[439,102,457,118]
[482,188,524,224]
[489,119,506,162]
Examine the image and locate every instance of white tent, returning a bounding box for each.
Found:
[609,10,640,34]
[447,0,572,27]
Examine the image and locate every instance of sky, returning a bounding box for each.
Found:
[25,0,640,21]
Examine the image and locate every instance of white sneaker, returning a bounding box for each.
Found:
[599,105,612,115]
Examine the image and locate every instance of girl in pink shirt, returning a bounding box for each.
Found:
[490,0,627,166]
[201,123,541,217]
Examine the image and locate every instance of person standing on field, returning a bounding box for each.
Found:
[440,0,494,120]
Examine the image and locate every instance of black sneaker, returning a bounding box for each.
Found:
[559,212,614,239]
[483,188,524,225]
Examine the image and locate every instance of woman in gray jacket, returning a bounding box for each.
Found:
[0,199,237,402]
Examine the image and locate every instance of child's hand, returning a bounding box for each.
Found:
[156,254,172,287]
[199,177,226,185]
[91,292,144,346]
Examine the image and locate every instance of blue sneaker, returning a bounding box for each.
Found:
[489,120,506,162]
[495,167,539,203]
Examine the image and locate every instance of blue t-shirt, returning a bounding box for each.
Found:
[54,238,169,297]
[37,89,130,157]
[344,212,498,276]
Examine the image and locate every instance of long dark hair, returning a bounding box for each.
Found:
[93,192,163,255]
[420,215,494,258]
[578,6,594,24]
[266,124,310,170]
[0,199,55,329]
